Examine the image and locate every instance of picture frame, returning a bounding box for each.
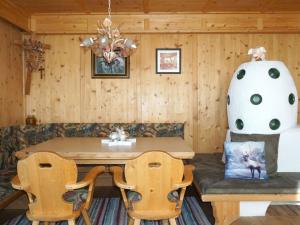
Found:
[91,52,130,79]
[156,48,181,74]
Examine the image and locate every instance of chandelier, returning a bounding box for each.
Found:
[80,0,137,63]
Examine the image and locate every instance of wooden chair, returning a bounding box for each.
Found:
[111,151,194,225]
[11,152,105,225]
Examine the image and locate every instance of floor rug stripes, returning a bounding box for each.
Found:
[4,197,211,225]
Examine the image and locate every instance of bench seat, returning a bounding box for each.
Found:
[0,167,23,209]
[191,153,300,195]
[190,153,300,225]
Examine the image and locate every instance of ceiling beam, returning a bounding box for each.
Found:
[260,0,275,13]
[0,0,31,31]
[74,0,88,13]
[30,13,300,34]
[201,0,212,13]
[142,0,150,14]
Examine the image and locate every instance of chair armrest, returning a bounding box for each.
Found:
[11,175,23,190]
[173,165,194,189]
[65,166,105,190]
[110,166,135,190]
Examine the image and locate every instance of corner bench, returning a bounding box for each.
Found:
[0,123,184,209]
[190,153,300,225]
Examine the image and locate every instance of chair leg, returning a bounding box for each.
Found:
[128,217,134,225]
[133,219,141,225]
[68,219,76,225]
[82,209,92,225]
[162,220,169,225]
[169,218,177,225]
[32,221,39,225]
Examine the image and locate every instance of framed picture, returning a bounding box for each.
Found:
[156,48,181,74]
[91,52,130,78]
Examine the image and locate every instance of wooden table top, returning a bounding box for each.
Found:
[16,137,194,164]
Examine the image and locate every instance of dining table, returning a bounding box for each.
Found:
[15,137,194,164]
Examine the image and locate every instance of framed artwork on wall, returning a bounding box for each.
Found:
[156,48,181,74]
[91,52,130,78]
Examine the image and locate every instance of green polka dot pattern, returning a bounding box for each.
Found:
[237,69,246,80]
[268,68,280,79]
[289,93,295,105]
[269,119,280,130]
[250,94,262,105]
[235,119,244,130]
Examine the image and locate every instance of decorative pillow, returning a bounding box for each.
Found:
[224,141,268,180]
[230,132,280,177]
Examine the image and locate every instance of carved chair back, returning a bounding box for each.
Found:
[17,152,77,219]
[125,151,184,216]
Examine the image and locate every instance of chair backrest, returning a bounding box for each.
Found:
[125,151,184,213]
[17,152,77,218]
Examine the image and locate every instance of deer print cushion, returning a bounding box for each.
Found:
[230,132,280,177]
[224,141,268,180]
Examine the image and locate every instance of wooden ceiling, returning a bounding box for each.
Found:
[8,0,300,14]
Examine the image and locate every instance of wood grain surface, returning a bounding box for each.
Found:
[16,137,194,164]
[26,33,300,153]
[0,19,24,127]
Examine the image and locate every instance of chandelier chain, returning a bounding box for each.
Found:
[108,0,111,19]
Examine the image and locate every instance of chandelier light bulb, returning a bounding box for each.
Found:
[80,37,94,47]
[99,36,109,47]
[124,38,135,48]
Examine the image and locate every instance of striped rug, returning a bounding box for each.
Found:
[4,197,211,225]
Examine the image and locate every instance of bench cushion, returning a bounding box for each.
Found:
[191,153,300,195]
[0,167,17,203]
[56,123,184,138]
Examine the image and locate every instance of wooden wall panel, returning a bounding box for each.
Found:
[80,34,141,123]
[26,35,81,123]
[138,34,197,145]
[26,33,300,152]
[0,19,24,126]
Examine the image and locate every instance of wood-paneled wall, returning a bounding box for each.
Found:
[26,33,300,152]
[0,18,24,127]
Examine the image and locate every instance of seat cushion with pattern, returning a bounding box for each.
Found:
[63,189,88,210]
[127,190,179,202]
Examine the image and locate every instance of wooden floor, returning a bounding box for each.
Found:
[1,186,300,225]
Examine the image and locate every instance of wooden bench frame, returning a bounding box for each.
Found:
[193,181,300,225]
